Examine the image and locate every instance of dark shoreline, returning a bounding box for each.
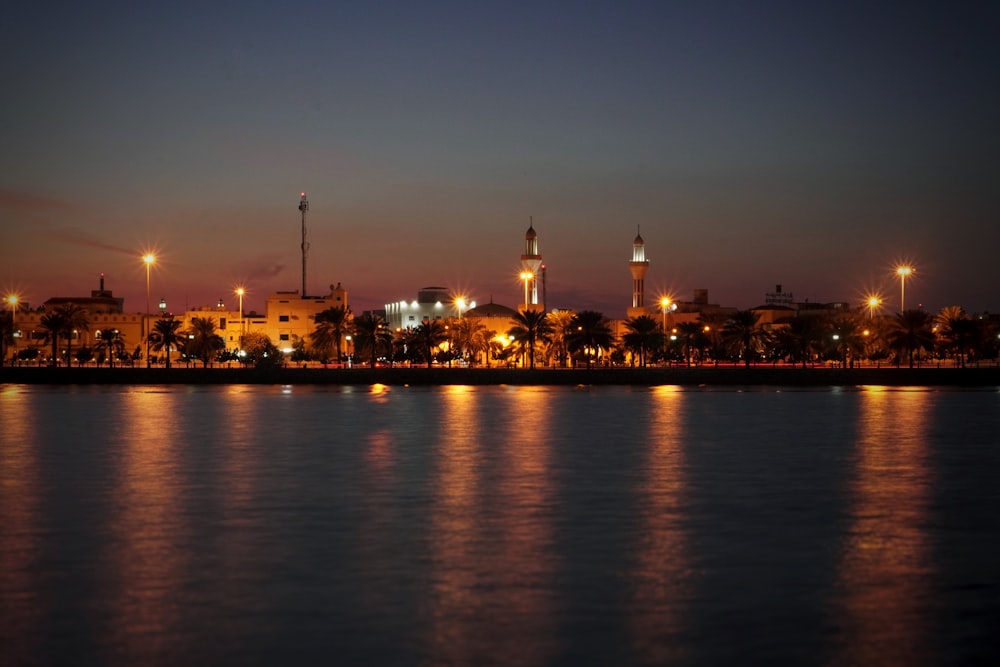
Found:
[3,365,1000,387]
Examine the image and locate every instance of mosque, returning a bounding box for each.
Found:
[7,210,750,366]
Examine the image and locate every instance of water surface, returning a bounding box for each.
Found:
[1,384,998,665]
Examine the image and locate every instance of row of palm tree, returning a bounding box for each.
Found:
[634,306,995,369]
[9,301,997,370]
[11,309,228,368]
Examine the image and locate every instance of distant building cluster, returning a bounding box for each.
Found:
[7,204,994,369]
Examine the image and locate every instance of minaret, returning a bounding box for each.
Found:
[519,218,543,310]
[628,227,650,315]
[299,192,310,297]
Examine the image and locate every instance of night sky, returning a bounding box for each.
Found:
[2,1,998,317]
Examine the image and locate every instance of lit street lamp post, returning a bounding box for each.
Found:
[143,254,155,367]
[236,287,245,352]
[896,266,912,313]
[660,297,676,361]
[5,294,18,366]
[868,296,880,320]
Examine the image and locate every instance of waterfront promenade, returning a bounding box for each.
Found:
[3,365,1000,387]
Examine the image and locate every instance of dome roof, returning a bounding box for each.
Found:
[525,224,537,240]
[633,232,644,244]
[466,302,519,319]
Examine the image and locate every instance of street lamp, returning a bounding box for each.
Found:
[660,297,671,333]
[867,296,880,320]
[143,253,155,367]
[896,266,913,313]
[235,287,245,351]
[455,297,466,319]
[5,294,18,366]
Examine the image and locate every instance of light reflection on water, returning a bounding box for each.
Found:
[628,386,691,664]
[105,391,187,661]
[1,384,998,666]
[0,388,43,664]
[425,386,558,666]
[830,388,933,666]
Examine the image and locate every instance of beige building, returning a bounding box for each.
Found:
[7,281,349,365]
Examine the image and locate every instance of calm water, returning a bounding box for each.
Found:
[1,384,999,666]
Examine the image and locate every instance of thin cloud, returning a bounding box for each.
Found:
[245,258,286,282]
[48,228,135,256]
[0,187,80,214]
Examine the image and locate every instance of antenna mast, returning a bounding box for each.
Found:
[299,192,309,297]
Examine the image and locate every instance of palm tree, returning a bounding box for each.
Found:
[353,312,393,369]
[722,310,767,368]
[674,321,704,366]
[52,303,89,367]
[450,317,488,366]
[934,306,973,367]
[698,312,729,364]
[313,306,353,363]
[885,309,935,368]
[776,316,824,368]
[828,312,866,368]
[38,310,68,366]
[621,315,662,367]
[546,310,576,368]
[508,309,553,369]
[411,320,449,368]
[566,310,613,369]
[150,317,185,368]
[94,328,125,368]
[185,316,226,367]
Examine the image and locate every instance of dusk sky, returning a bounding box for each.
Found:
[2,1,998,317]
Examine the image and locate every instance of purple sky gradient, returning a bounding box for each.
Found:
[2,1,998,316]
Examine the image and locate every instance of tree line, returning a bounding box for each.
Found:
[4,302,997,369]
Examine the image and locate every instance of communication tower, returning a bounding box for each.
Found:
[299,192,309,297]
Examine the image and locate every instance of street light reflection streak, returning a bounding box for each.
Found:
[829,388,933,665]
[426,386,486,665]
[0,389,43,663]
[425,386,557,665]
[109,390,186,658]
[628,385,692,664]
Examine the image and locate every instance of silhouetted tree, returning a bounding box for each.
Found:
[185,316,226,367]
[150,317,185,368]
[54,303,89,367]
[94,328,125,368]
[509,309,553,369]
[722,310,767,368]
[775,316,824,368]
[828,312,866,368]
[353,312,393,369]
[934,306,973,367]
[621,315,662,367]
[313,306,353,363]
[566,310,613,369]
[38,310,67,366]
[885,310,935,368]
[411,320,449,368]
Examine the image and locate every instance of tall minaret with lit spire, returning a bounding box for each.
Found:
[627,227,650,318]
[519,218,543,311]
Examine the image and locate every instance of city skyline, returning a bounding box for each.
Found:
[2,2,998,316]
